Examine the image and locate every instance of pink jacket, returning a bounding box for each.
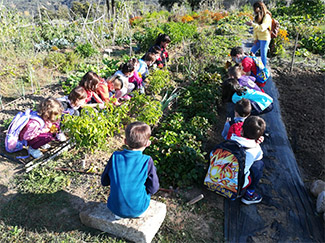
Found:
[19,119,52,141]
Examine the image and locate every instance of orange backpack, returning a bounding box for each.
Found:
[269,18,280,39]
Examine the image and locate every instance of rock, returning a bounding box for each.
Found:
[80,200,166,243]
[316,191,325,214]
[310,180,325,197]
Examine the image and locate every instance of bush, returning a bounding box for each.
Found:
[43,51,80,73]
[146,69,171,96]
[300,33,325,55]
[62,104,130,152]
[75,42,98,58]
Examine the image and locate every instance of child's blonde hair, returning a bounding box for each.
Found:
[38,97,63,122]
[125,122,151,149]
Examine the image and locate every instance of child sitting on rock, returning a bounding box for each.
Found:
[101,122,159,218]
[222,98,252,140]
[230,115,266,205]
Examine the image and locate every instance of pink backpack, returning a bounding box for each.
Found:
[5,109,44,153]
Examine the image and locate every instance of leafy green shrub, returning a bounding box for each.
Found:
[146,69,171,96]
[300,33,325,55]
[62,104,130,151]
[147,129,206,187]
[177,73,223,123]
[44,51,80,73]
[75,42,98,58]
[128,93,163,126]
[134,22,197,51]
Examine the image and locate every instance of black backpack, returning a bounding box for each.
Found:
[204,140,246,199]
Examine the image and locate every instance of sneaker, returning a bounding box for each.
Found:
[28,147,43,159]
[241,191,262,205]
[56,132,67,142]
[41,144,51,150]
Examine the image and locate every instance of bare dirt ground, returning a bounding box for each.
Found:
[272,65,325,183]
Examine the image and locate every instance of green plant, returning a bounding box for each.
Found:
[15,163,70,194]
[62,103,130,151]
[75,42,98,58]
[147,129,206,187]
[300,33,325,55]
[43,51,80,73]
[146,69,171,96]
[128,93,163,126]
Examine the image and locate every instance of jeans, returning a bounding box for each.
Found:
[251,40,270,67]
[247,160,264,191]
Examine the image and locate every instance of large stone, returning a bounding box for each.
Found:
[316,191,325,214]
[310,180,325,197]
[79,200,166,243]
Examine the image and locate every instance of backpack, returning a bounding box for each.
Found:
[269,18,280,39]
[247,56,269,84]
[204,140,246,199]
[5,109,44,153]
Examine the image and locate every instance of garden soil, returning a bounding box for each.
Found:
[0,64,324,241]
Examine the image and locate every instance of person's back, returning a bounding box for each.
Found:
[230,116,266,204]
[101,122,159,218]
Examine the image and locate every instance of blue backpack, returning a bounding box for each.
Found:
[5,109,44,153]
[245,56,269,84]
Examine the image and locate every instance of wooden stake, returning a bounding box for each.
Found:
[290,33,299,73]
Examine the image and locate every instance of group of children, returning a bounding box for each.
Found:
[6,33,274,219]
[217,46,274,205]
[11,34,171,160]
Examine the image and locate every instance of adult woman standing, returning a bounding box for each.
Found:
[246,1,272,67]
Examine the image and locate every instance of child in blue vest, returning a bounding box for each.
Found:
[101,122,160,218]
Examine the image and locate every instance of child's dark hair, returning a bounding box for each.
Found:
[155,33,171,46]
[235,98,251,117]
[230,46,244,57]
[222,78,247,102]
[228,66,243,79]
[150,45,161,54]
[129,57,139,66]
[68,86,87,107]
[38,97,63,123]
[79,71,100,91]
[125,122,151,149]
[242,116,266,140]
[119,62,135,74]
[143,52,156,62]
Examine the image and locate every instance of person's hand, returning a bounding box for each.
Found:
[98,103,105,109]
[245,21,253,26]
[256,136,264,145]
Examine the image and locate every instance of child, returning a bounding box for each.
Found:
[230,116,266,204]
[128,58,143,91]
[138,52,157,81]
[57,86,87,116]
[101,122,159,218]
[19,97,65,159]
[221,98,251,140]
[148,33,171,68]
[222,78,273,116]
[107,62,135,100]
[230,46,267,88]
[79,71,105,109]
[228,65,262,92]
